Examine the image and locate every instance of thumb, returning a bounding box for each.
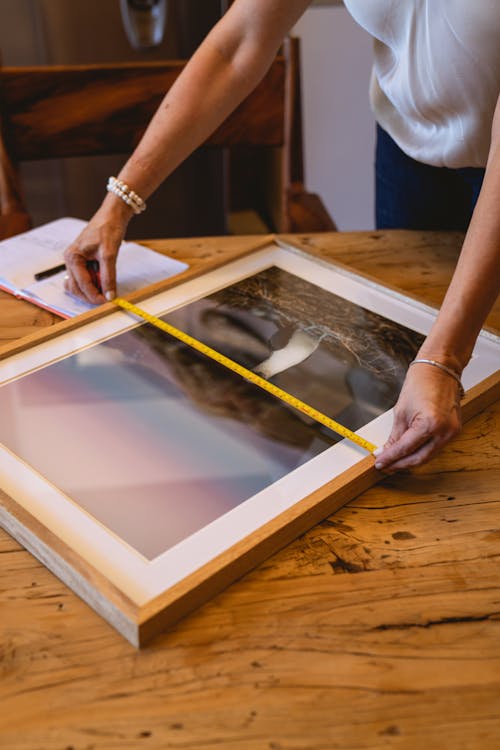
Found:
[372,402,411,461]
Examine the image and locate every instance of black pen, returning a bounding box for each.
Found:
[34,263,66,281]
[34,259,102,293]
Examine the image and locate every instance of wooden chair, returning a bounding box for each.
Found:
[0,36,336,241]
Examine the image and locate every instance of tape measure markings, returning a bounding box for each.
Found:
[113,296,377,453]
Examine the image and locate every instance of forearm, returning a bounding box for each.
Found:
[119,44,269,198]
[418,96,500,373]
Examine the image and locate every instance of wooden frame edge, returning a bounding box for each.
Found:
[137,456,378,646]
[0,489,141,646]
[460,370,500,420]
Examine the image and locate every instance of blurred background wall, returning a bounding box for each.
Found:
[295,3,375,229]
[0,0,375,235]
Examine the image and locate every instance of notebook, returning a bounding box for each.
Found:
[0,217,188,318]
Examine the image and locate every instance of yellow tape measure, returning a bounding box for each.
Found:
[113,296,377,453]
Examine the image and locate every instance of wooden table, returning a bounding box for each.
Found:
[1,231,499,750]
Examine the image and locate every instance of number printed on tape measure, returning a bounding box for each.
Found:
[113,297,377,453]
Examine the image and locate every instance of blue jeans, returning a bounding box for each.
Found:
[375,124,485,230]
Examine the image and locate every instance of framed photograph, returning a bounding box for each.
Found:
[1,239,498,646]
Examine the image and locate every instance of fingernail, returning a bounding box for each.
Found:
[105,290,116,301]
[375,462,383,470]
[373,447,383,457]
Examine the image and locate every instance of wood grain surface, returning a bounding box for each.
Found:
[1,230,499,749]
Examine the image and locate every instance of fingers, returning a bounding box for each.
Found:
[63,246,105,305]
[375,428,434,472]
[98,235,118,301]
[374,410,461,473]
[63,222,121,304]
[378,436,439,473]
[63,267,84,300]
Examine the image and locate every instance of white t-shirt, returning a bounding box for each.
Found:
[344,0,500,168]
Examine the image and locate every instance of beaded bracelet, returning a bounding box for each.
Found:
[409,358,465,399]
[107,176,146,214]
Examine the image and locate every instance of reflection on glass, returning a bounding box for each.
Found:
[0,267,422,560]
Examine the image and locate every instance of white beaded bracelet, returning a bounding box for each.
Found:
[107,176,146,214]
[409,358,465,399]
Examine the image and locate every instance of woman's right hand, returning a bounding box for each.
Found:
[63,197,133,304]
[373,359,462,472]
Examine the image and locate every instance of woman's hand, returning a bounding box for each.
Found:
[63,198,133,304]
[373,363,462,472]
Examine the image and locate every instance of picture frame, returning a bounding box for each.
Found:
[1,237,498,646]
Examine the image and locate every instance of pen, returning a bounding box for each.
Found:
[34,263,66,281]
[34,259,102,293]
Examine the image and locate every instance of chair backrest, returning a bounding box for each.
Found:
[0,36,335,239]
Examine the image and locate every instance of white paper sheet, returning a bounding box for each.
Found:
[0,217,188,317]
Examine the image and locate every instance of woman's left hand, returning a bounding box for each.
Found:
[373,363,462,472]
